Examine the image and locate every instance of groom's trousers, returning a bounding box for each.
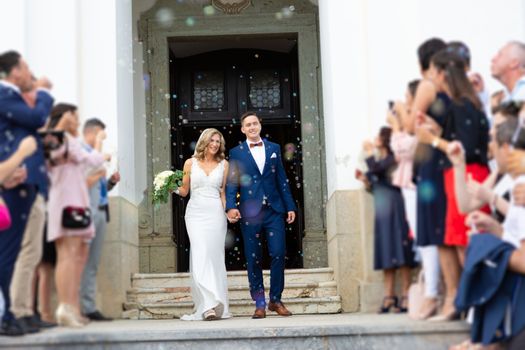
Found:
[240,205,286,308]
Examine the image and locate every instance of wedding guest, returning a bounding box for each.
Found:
[416,49,490,321]
[407,38,448,320]
[362,127,416,314]
[80,118,120,321]
[491,41,525,103]
[46,103,107,328]
[36,227,56,324]
[0,136,37,323]
[454,117,525,349]
[0,50,54,336]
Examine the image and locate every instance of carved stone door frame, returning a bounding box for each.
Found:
[139,4,327,270]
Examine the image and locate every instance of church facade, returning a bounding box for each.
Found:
[2,0,525,317]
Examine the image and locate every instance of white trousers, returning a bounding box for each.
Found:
[402,188,440,298]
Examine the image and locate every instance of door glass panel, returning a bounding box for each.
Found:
[249,69,281,109]
[193,71,225,111]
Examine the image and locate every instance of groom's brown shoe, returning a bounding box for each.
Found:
[252,307,266,319]
[268,302,292,316]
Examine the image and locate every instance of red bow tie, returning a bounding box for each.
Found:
[250,141,263,148]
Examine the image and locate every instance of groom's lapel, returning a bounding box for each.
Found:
[243,141,261,175]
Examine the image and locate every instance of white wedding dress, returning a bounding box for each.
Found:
[181,158,231,321]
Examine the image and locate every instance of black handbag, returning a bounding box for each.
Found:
[61,206,91,229]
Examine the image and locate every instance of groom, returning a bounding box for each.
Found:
[226,111,297,319]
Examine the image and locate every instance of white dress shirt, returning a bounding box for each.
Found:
[502,175,525,248]
[0,80,21,94]
[502,75,525,103]
[248,139,266,174]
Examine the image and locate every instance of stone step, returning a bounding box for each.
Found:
[131,267,335,289]
[0,314,471,350]
[122,296,343,319]
[127,281,338,304]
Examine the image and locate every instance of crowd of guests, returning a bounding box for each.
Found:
[0,51,120,336]
[358,38,525,349]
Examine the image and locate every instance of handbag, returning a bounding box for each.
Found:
[408,270,425,320]
[61,206,91,229]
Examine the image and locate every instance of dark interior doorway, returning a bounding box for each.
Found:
[169,39,304,272]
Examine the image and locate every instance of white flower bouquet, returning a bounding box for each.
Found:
[152,169,184,204]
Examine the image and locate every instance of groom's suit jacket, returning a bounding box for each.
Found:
[226,140,297,218]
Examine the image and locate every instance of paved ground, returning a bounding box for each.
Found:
[0,313,469,348]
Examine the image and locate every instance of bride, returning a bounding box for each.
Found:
[174,128,231,321]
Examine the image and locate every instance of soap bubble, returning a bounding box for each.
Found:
[155,8,174,28]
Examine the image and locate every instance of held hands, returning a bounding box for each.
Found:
[286,211,296,224]
[227,209,241,224]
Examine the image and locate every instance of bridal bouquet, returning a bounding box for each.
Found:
[152,169,184,204]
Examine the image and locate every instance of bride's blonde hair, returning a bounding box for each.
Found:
[193,128,226,161]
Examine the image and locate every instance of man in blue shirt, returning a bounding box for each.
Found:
[80,118,119,321]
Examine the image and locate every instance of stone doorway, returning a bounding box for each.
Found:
[139,1,327,273]
[169,43,305,272]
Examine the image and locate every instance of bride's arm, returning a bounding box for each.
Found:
[220,160,229,210]
[176,158,192,197]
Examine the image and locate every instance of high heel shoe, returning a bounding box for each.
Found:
[55,304,85,328]
[203,308,218,321]
[377,296,398,314]
[428,296,459,322]
[418,297,438,320]
[396,296,409,313]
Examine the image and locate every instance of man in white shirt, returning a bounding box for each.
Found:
[491,41,525,103]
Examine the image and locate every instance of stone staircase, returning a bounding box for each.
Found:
[123,268,342,319]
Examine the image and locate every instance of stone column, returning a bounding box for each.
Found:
[318,0,383,312]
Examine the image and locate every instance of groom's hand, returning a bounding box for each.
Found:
[286,211,296,224]
[227,209,241,223]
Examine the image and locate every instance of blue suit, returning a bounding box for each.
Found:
[455,234,525,345]
[226,140,296,307]
[0,83,53,322]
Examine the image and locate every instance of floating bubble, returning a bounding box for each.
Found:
[203,5,215,16]
[240,174,252,187]
[419,181,436,203]
[164,93,170,100]
[185,17,195,26]
[155,8,174,28]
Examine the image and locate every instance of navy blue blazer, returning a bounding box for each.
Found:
[0,84,54,196]
[226,140,297,218]
[455,234,525,345]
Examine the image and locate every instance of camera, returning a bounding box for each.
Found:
[38,130,65,159]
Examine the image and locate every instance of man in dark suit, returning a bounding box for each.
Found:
[0,51,53,336]
[226,111,297,319]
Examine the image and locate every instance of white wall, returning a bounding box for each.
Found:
[320,0,525,197]
[0,0,143,204]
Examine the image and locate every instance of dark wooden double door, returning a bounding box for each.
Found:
[169,48,304,272]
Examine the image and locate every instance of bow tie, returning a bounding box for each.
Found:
[249,141,263,148]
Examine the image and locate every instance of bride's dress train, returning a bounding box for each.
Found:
[181,159,231,321]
